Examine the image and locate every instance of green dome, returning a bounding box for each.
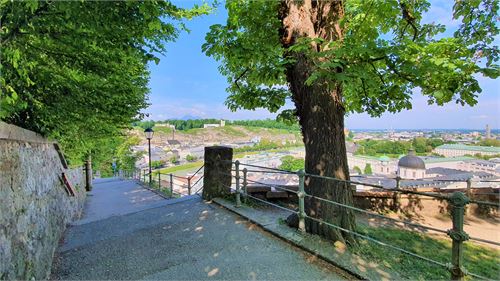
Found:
[379,155,390,161]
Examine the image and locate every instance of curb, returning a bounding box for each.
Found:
[212,197,402,281]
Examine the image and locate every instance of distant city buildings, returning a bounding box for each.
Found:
[486,124,491,139]
[434,144,500,157]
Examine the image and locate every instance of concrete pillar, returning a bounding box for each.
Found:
[202,146,233,200]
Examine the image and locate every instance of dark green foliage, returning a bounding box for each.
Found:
[151,160,165,169]
[203,0,498,120]
[186,154,197,162]
[363,163,373,175]
[1,0,209,166]
[279,155,305,171]
[356,138,444,156]
[477,139,500,147]
[229,119,300,131]
[169,155,179,164]
[353,166,362,174]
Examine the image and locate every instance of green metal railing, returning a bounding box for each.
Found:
[219,160,499,280]
[128,165,204,198]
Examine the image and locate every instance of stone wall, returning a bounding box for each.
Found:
[0,122,86,280]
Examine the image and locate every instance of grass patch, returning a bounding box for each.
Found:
[152,126,173,134]
[155,161,203,175]
[355,226,500,280]
[217,126,248,137]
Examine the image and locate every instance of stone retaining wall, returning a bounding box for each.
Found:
[0,122,86,280]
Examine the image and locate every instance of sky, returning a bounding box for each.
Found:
[144,0,499,130]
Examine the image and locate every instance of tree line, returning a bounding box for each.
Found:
[133,118,300,131]
[355,137,445,156]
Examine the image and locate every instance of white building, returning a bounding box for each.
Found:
[434,144,500,157]
[397,149,426,179]
[203,120,225,128]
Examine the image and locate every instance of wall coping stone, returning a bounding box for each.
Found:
[0,121,54,144]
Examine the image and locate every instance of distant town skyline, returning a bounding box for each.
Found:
[144,0,499,130]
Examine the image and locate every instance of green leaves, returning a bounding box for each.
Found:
[204,0,498,119]
[1,0,209,165]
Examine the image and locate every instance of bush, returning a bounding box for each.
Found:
[169,155,179,164]
[279,156,304,171]
[186,154,197,162]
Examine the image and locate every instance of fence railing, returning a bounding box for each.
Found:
[219,160,500,281]
[122,166,204,198]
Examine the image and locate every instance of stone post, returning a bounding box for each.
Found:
[202,146,233,200]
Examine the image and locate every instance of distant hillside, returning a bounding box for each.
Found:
[131,125,302,147]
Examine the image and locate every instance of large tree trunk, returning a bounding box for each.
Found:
[279,0,356,243]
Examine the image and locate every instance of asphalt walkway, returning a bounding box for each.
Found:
[51,178,346,280]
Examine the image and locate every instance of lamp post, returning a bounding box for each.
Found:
[144,127,154,185]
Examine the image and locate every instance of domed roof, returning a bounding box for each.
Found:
[379,155,390,162]
[398,149,425,170]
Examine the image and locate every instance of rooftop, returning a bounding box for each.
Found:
[435,144,500,153]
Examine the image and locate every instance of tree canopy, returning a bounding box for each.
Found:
[203,0,498,119]
[1,0,209,165]
[203,0,498,242]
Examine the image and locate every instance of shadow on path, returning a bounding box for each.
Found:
[51,179,347,280]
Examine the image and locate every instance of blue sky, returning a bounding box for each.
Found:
[145,0,499,129]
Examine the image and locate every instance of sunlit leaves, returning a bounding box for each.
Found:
[1,0,210,164]
[204,0,498,119]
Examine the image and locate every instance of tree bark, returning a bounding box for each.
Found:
[279,0,356,243]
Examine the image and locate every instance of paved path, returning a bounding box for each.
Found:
[51,178,346,280]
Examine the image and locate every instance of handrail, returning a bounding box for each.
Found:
[226,161,499,280]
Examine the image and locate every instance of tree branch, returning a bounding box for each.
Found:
[234,68,249,90]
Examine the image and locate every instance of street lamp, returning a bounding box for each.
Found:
[144,127,154,185]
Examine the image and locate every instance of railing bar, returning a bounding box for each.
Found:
[469,199,500,207]
[467,236,500,246]
[190,165,205,179]
[304,193,449,235]
[245,178,299,194]
[191,175,204,187]
[238,162,296,174]
[307,173,450,200]
[245,169,297,175]
[244,193,298,213]
[304,215,449,269]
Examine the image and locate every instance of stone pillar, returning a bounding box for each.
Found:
[202,146,233,200]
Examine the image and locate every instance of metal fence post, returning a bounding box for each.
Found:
[465,178,472,198]
[85,159,92,191]
[392,176,401,211]
[447,192,470,280]
[170,173,174,197]
[235,160,241,207]
[143,170,146,183]
[188,177,191,195]
[297,169,306,233]
[242,168,248,204]
[158,172,161,189]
